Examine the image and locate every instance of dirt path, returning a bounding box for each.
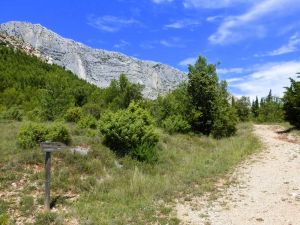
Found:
[176,125,300,225]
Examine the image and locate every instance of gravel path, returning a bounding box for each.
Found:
[176,125,300,225]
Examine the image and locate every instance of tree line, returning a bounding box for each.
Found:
[0,44,299,162]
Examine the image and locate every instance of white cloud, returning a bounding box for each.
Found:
[152,0,174,4]
[160,37,186,48]
[217,67,246,75]
[165,19,200,29]
[206,15,224,23]
[87,15,141,32]
[209,0,298,45]
[230,61,300,99]
[226,77,244,83]
[178,57,197,66]
[183,0,253,9]
[113,40,130,49]
[259,33,300,56]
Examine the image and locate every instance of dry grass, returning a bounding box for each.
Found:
[0,121,260,224]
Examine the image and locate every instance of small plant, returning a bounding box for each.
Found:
[162,115,191,134]
[18,122,71,148]
[26,108,45,122]
[19,195,34,216]
[18,123,48,148]
[0,199,9,225]
[77,115,97,129]
[99,102,159,159]
[83,103,102,119]
[34,212,63,225]
[1,106,23,121]
[45,123,71,145]
[0,214,9,225]
[131,144,158,163]
[64,107,84,122]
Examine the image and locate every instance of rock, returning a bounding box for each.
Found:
[0,21,187,99]
[70,146,89,156]
[114,160,123,169]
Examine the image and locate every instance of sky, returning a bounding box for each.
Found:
[1,0,300,99]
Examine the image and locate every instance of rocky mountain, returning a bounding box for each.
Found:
[0,21,187,98]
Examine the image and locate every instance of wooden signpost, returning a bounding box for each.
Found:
[40,142,66,210]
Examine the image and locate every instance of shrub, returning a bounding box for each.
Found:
[45,123,71,145]
[211,107,237,139]
[99,103,159,158]
[234,96,251,122]
[82,103,102,119]
[162,115,191,134]
[18,123,48,148]
[26,108,45,122]
[283,76,300,128]
[1,106,23,121]
[77,115,97,129]
[64,107,84,122]
[131,144,158,163]
[18,122,71,149]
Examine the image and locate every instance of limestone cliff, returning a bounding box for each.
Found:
[0,21,187,98]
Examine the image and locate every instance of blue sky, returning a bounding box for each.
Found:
[1,0,300,99]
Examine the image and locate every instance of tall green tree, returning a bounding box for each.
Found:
[187,56,218,134]
[251,96,259,118]
[235,96,251,122]
[283,75,300,128]
[257,90,284,123]
[187,56,237,137]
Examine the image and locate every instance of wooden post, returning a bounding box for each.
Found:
[40,142,66,211]
[44,151,51,210]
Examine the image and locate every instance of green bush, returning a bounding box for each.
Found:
[18,123,48,148]
[82,103,102,119]
[1,106,23,121]
[77,115,97,129]
[131,144,158,163]
[45,123,71,145]
[211,107,237,139]
[64,107,84,122]
[99,103,159,159]
[26,108,45,122]
[283,77,300,128]
[162,115,191,134]
[18,122,71,149]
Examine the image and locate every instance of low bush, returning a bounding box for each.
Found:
[131,144,158,163]
[25,108,45,122]
[82,103,102,119]
[64,107,84,122]
[77,115,97,129]
[99,102,159,159]
[18,123,48,148]
[211,108,237,139]
[45,123,71,145]
[162,115,191,134]
[1,106,23,121]
[18,122,71,149]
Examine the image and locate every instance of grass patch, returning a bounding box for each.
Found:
[0,120,260,224]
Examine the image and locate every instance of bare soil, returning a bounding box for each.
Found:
[176,125,300,225]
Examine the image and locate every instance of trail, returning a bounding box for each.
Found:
[176,125,300,225]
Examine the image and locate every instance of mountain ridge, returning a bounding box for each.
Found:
[0,21,187,98]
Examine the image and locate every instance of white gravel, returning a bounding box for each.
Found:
[176,125,300,225]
